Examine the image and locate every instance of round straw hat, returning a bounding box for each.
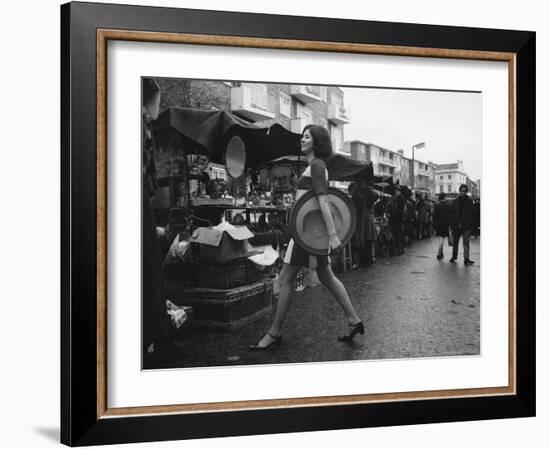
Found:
[289,187,357,255]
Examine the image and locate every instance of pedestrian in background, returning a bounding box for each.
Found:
[363,183,379,265]
[450,184,476,265]
[433,192,451,260]
[351,180,380,266]
[405,195,417,243]
[472,199,481,239]
[416,193,430,238]
[388,186,406,255]
[426,196,434,237]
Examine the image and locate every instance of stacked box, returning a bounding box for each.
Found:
[169,279,273,331]
[194,258,261,289]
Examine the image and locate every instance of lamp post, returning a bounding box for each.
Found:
[411,141,426,191]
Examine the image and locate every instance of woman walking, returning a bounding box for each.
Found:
[433,192,451,259]
[250,125,364,350]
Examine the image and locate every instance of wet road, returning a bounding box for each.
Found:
[163,237,480,369]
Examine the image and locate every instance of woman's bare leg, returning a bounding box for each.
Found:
[317,264,361,325]
[255,263,301,347]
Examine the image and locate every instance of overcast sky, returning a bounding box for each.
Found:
[341,87,482,181]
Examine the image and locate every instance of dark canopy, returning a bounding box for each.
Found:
[153,107,302,166]
[325,154,373,183]
[153,107,373,183]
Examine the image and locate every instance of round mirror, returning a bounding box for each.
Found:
[225,135,246,178]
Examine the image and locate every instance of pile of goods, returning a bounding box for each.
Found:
[167,222,279,331]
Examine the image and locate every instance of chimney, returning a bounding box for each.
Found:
[397,149,404,155]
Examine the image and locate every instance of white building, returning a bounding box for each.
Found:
[434,160,469,195]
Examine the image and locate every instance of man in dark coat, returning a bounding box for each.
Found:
[142,79,174,367]
[350,180,379,266]
[388,186,406,255]
[416,194,430,238]
[433,192,451,259]
[450,184,475,265]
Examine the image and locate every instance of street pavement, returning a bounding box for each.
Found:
[163,236,480,369]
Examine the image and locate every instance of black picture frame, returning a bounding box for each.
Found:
[61,1,535,446]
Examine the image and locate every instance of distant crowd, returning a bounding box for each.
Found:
[350,181,480,267]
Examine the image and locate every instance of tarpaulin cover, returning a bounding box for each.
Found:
[325,154,373,183]
[153,107,302,165]
[266,155,374,184]
[153,107,373,183]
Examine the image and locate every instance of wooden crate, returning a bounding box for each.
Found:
[168,279,273,331]
[195,258,261,289]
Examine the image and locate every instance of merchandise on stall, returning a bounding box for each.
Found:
[151,106,375,331]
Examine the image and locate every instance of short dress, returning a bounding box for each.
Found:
[284,158,330,269]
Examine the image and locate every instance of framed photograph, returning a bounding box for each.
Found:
[61,1,535,446]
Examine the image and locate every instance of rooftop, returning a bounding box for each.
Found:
[436,163,459,170]
[345,140,435,166]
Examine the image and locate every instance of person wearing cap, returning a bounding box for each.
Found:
[250,125,364,350]
[450,184,476,265]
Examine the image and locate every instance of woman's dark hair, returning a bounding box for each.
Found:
[459,184,468,192]
[438,192,446,201]
[303,124,333,159]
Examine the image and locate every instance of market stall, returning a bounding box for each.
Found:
[152,107,373,330]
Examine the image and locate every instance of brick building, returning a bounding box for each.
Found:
[155,79,350,154]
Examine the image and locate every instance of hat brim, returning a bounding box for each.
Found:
[289,187,357,255]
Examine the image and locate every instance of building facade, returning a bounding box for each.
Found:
[156,79,351,154]
[345,140,436,196]
[433,160,470,196]
[467,177,479,198]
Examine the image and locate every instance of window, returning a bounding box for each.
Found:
[330,91,342,107]
[440,184,444,193]
[448,174,452,180]
[331,126,343,153]
[248,83,268,111]
[320,86,328,103]
[296,103,314,126]
[279,91,291,118]
[440,175,443,180]
[447,184,452,193]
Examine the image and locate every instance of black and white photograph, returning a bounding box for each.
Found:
[142,77,481,370]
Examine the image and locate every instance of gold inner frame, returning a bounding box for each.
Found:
[96,29,517,419]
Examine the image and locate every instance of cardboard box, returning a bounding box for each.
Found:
[191,225,254,262]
